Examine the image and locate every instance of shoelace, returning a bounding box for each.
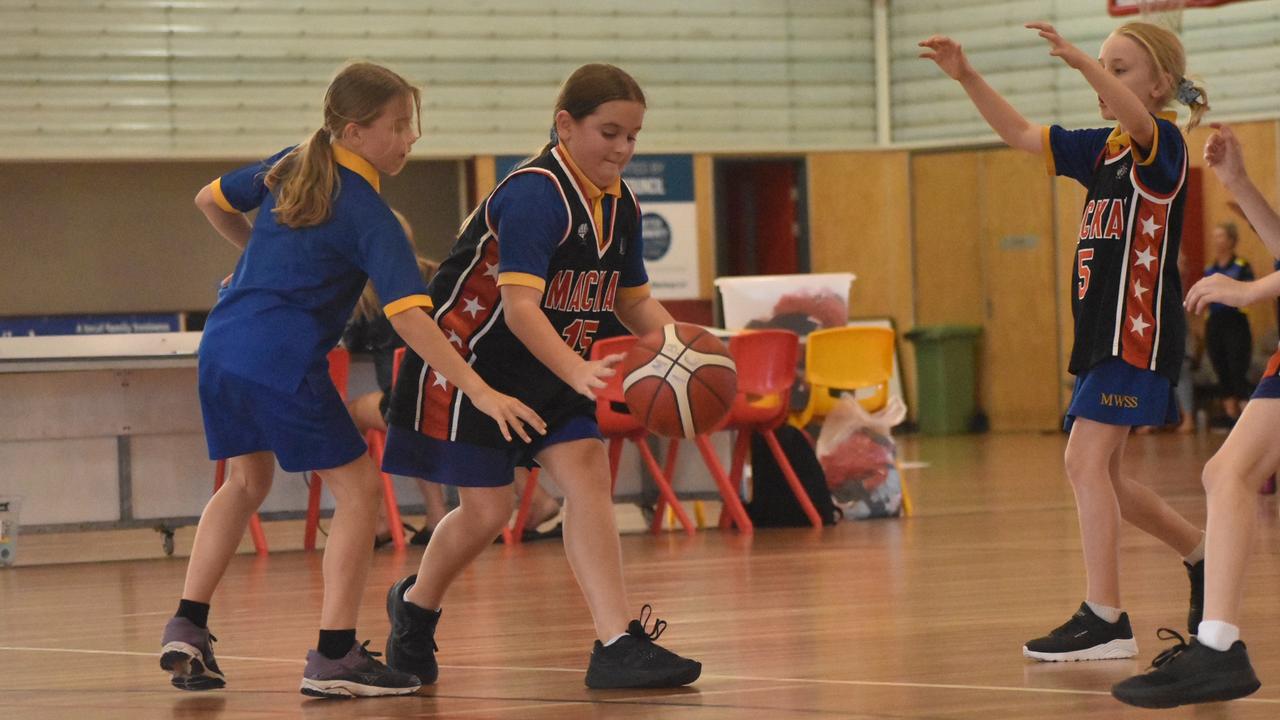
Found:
[1148,628,1190,670]
[633,604,668,641]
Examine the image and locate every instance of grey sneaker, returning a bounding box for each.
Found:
[299,640,421,698]
[160,616,226,691]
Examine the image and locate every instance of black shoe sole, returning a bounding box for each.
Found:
[585,661,702,689]
[1113,679,1262,708]
[161,650,225,691]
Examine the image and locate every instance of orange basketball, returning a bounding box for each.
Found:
[620,323,738,438]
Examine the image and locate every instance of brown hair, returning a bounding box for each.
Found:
[352,209,438,321]
[265,61,421,228]
[538,63,646,156]
[1114,22,1209,131]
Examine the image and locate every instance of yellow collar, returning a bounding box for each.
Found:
[1106,110,1178,155]
[556,144,621,200]
[331,143,381,193]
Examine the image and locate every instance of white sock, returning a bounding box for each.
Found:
[1184,535,1206,565]
[402,586,439,612]
[1197,620,1239,651]
[602,632,627,647]
[1086,601,1123,624]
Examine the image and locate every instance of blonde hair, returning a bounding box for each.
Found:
[265,62,421,228]
[1114,22,1209,131]
[352,209,438,321]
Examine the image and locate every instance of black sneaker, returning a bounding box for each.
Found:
[1112,629,1261,708]
[299,640,421,698]
[1022,602,1138,662]
[585,605,701,689]
[1186,560,1204,635]
[160,616,226,691]
[384,574,441,685]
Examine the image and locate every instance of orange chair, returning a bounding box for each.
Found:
[656,330,822,531]
[508,335,696,540]
[789,326,914,516]
[303,347,408,550]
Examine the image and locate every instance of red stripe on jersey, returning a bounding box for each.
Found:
[418,240,503,438]
[1120,200,1169,369]
[1265,347,1280,379]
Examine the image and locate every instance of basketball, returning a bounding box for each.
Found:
[620,323,738,438]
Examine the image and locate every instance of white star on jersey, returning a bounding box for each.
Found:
[447,329,464,347]
[1140,214,1162,238]
[483,262,499,281]
[461,296,486,318]
[1134,246,1157,271]
[1132,279,1149,300]
[431,371,449,389]
[1130,313,1151,337]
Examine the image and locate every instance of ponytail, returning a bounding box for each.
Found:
[265,128,339,228]
[1177,76,1209,132]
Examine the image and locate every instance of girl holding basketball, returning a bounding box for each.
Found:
[166,61,541,698]
[1113,123,1279,707]
[381,63,701,689]
[922,23,1208,661]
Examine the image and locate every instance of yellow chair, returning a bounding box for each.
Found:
[789,326,914,516]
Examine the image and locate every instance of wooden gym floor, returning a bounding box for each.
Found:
[3,431,1280,718]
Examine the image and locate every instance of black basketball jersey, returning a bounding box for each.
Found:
[388,145,647,447]
[1046,113,1188,383]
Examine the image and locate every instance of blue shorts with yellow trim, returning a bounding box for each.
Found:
[382,414,601,488]
[1065,357,1178,431]
[198,360,366,473]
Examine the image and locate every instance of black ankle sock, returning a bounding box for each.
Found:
[176,599,210,629]
[318,629,357,660]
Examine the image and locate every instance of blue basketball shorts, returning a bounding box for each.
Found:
[198,360,366,473]
[382,414,601,488]
[1065,357,1179,431]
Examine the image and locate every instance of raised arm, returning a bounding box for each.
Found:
[919,35,1043,154]
[389,307,545,442]
[1207,124,1280,259]
[1026,22,1155,149]
[194,184,251,251]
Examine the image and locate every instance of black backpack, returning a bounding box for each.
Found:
[745,425,840,527]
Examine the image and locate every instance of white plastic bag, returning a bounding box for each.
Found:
[816,395,906,519]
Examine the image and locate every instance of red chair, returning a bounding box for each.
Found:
[508,335,696,540]
[656,330,822,531]
[303,347,408,551]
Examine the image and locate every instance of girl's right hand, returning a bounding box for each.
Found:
[471,388,547,443]
[569,353,624,401]
[919,35,973,80]
[1204,123,1247,185]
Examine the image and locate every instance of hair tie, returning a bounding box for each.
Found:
[549,125,560,145]
[1176,78,1201,106]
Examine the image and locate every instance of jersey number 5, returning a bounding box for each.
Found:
[562,319,600,354]
[1077,249,1095,300]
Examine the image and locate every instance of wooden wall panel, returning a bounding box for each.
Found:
[911,151,983,326]
[978,149,1061,430]
[807,151,915,411]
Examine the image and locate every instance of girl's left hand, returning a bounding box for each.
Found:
[1026,22,1092,70]
[1185,273,1256,314]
